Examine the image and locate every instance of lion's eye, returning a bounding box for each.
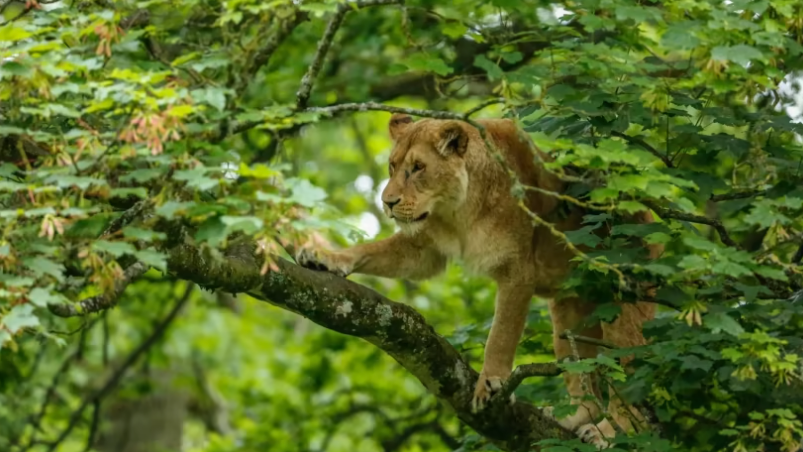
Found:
[388,163,395,175]
[412,162,424,173]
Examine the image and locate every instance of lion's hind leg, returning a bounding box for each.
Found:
[575,300,656,448]
[542,298,606,438]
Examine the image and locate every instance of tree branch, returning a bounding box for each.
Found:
[496,363,562,403]
[295,6,348,110]
[159,244,574,450]
[644,201,738,248]
[709,188,769,202]
[294,2,407,110]
[245,9,310,84]
[558,332,615,349]
[610,131,674,168]
[48,262,150,317]
[231,101,492,136]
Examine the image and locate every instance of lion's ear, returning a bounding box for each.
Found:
[389,113,414,141]
[437,121,468,157]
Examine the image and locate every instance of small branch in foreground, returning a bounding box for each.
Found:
[496,363,562,403]
[558,332,616,349]
[610,131,674,168]
[48,262,150,317]
[43,284,194,452]
[645,201,738,248]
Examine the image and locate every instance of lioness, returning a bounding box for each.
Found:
[296,113,661,447]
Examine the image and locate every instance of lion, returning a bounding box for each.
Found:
[296,113,663,448]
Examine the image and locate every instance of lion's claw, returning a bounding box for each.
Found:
[295,247,351,278]
[471,375,515,413]
[577,423,611,450]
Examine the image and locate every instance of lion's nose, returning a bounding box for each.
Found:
[383,197,400,210]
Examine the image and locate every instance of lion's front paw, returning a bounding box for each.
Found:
[295,247,353,278]
[471,374,516,413]
[577,423,611,450]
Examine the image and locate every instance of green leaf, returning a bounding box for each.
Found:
[22,257,65,283]
[220,215,264,235]
[680,355,713,373]
[133,250,167,271]
[1,304,39,334]
[711,45,765,66]
[191,87,229,112]
[120,168,167,183]
[28,287,69,307]
[705,312,745,336]
[122,227,167,242]
[155,201,196,219]
[750,265,788,282]
[399,53,453,76]
[473,55,503,80]
[91,240,137,257]
[711,260,752,278]
[286,178,327,207]
[564,224,602,248]
[0,26,32,42]
[744,202,789,228]
[195,216,227,247]
[441,22,468,39]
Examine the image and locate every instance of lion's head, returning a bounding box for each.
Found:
[380,113,471,233]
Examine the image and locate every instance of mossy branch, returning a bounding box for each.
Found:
[160,242,574,451]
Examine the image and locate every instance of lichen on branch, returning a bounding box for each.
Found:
[160,241,573,450]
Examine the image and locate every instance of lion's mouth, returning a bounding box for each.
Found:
[393,212,429,223]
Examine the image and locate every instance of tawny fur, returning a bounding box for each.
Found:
[296,114,663,447]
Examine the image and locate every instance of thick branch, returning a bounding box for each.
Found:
[162,245,573,450]
[48,262,149,317]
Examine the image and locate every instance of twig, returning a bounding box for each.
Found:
[710,188,770,202]
[558,332,616,349]
[246,9,309,84]
[230,102,469,136]
[44,284,194,452]
[82,401,101,452]
[644,201,738,248]
[464,97,506,117]
[20,321,97,450]
[495,362,562,402]
[295,6,349,110]
[101,199,152,237]
[248,0,401,93]
[793,243,803,265]
[565,329,606,416]
[48,262,150,317]
[610,131,674,168]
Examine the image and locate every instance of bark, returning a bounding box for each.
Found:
[165,244,574,451]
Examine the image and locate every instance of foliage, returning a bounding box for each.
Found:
[1,0,803,451]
